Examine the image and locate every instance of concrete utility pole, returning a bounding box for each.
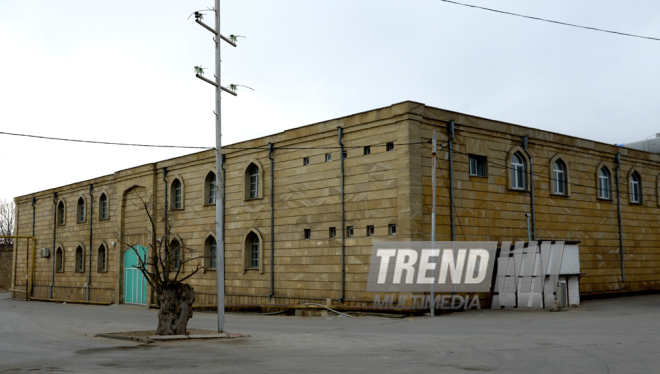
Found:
[194,0,238,333]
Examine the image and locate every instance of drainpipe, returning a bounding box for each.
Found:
[163,167,168,264]
[448,120,455,241]
[87,184,93,301]
[87,185,93,300]
[31,197,35,298]
[522,135,536,240]
[222,154,226,243]
[49,192,57,299]
[615,153,625,282]
[338,127,345,303]
[268,143,275,301]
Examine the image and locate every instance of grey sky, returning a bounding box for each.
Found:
[1,0,659,201]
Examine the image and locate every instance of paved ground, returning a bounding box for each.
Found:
[0,293,658,373]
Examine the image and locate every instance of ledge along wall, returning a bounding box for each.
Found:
[12,101,660,309]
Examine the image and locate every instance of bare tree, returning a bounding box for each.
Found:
[0,199,15,247]
[116,191,203,335]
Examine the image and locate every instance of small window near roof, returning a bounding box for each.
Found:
[511,152,526,190]
[364,146,371,155]
[386,142,394,151]
[389,224,397,235]
[346,226,354,237]
[329,227,336,238]
[304,229,311,239]
[367,225,374,236]
[342,151,347,159]
[552,160,567,195]
[630,172,642,203]
[303,157,310,166]
[469,155,487,177]
[206,172,217,205]
[325,154,332,162]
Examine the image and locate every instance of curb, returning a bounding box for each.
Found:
[94,333,153,344]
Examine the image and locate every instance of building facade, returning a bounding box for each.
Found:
[11,101,660,308]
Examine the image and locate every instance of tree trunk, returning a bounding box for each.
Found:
[157,283,195,335]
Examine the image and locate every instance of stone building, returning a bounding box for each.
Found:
[10,101,660,308]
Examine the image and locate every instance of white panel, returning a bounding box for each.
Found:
[560,244,580,274]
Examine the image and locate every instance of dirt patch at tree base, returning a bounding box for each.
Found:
[95,329,247,343]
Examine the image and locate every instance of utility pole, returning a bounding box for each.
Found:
[194,0,238,333]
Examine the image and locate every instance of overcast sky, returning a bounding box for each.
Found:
[2,0,659,201]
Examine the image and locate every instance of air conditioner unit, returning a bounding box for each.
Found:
[40,248,50,258]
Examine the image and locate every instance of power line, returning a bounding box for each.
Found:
[438,0,660,42]
[0,131,424,151]
[0,131,212,149]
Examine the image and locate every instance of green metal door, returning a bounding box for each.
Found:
[124,246,147,305]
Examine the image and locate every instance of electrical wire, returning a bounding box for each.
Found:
[0,131,212,149]
[0,131,424,151]
[438,0,660,42]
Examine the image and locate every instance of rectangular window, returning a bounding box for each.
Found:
[469,155,487,177]
[210,242,217,269]
[304,229,311,239]
[364,146,371,155]
[251,242,259,268]
[101,199,108,219]
[250,172,259,198]
[325,154,332,162]
[79,206,85,223]
[389,224,397,235]
[329,227,336,238]
[386,142,394,151]
[303,157,310,166]
[175,187,182,208]
[346,226,353,237]
[367,225,374,236]
[342,151,347,159]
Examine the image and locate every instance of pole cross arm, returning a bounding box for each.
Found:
[195,74,238,96]
[195,19,237,47]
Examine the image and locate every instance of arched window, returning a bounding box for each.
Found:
[205,172,217,205]
[511,152,526,190]
[245,232,259,269]
[552,160,567,195]
[99,193,109,220]
[171,179,183,210]
[598,167,611,199]
[56,247,64,272]
[247,164,260,199]
[57,201,65,226]
[205,235,217,268]
[77,197,85,223]
[171,239,181,270]
[97,244,107,272]
[75,246,84,273]
[631,172,642,203]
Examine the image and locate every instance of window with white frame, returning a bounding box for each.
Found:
[75,246,84,273]
[367,225,374,236]
[631,172,641,203]
[599,167,611,199]
[388,224,396,235]
[245,232,259,269]
[325,154,332,162]
[207,236,217,269]
[469,155,487,177]
[99,193,109,220]
[248,164,260,198]
[553,160,567,195]
[511,152,526,190]
[303,157,310,166]
[346,226,354,237]
[77,198,85,223]
[207,172,217,204]
[97,244,106,272]
[172,179,183,209]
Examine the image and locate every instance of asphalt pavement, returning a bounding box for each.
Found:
[0,292,659,373]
